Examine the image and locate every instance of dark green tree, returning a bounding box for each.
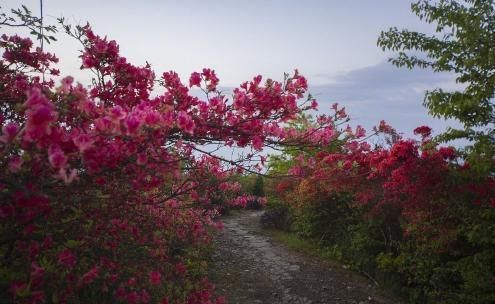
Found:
[378,0,495,174]
[252,175,265,197]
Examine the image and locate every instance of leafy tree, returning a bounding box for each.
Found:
[378,0,495,174]
[268,111,350,176]
[0,5,57,43]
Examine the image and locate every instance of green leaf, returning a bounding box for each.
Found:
[65,239,79,249]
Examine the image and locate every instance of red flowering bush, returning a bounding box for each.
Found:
[271,117,495,303]
[0,10,338,303]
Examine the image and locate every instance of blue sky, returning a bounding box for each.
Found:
[3,0,459,138]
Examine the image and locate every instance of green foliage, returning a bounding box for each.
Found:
[268,229,321,255]
[268,113,347,176]
[274,188,495,303]
[378,0,495,174]
[268,154,294,176]
[252,175,265,197]
[0,5,58,43]
[261,203,292,231]
[292,193,353,242]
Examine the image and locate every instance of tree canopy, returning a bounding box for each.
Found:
[378,0,495,174]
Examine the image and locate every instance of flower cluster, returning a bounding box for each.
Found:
[282,121,495,251]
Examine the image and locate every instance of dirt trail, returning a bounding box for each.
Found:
[210,210,395,304]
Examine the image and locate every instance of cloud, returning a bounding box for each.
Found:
[308,61,460,137]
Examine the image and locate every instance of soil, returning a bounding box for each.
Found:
[210,210,397,304]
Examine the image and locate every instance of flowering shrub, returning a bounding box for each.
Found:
[272,118,495,303]
[0,10,339,304]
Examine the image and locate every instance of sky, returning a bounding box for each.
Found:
[2,0,460,138]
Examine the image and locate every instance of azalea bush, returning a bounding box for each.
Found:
[0,7,341,304]
[271,119,495,303]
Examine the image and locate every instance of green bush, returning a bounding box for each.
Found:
[261,203,292,231]
[270,187,495,303]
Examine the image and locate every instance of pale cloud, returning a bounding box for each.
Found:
[309,61,461,137]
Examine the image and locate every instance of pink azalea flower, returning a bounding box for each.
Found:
[143,109,161,126]
[8,156,23,173]
[125,115,141,135]
[48,145,68,169]
[355,125,366,138]
[72,133,94,153]
[57,249,76,268]
[23,90,57,142]
[251,136,264,151]
[60,76,74,93]
[175,263,186,274]
[189,72,202,87]
[109,105,127,121]
[310,99,318,109]
[413,125,432,138]
[0,122,19,143]
[30,263,44,281]
[149,271,161,285]
[80,265,99,286]
[177,111,195,134]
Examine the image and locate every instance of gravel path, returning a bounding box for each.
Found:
[210,210,395,304]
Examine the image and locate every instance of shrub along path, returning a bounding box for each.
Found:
[210,210,396,304]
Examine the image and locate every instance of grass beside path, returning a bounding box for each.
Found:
[266,228,343,267]
[266,227,405,304]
